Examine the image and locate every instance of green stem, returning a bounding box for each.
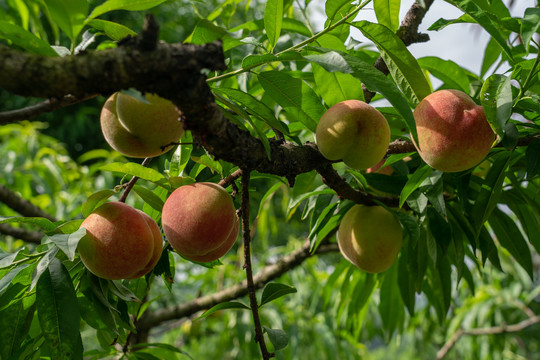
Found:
[206,0,372,84]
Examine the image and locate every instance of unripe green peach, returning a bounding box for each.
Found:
[100,92,184,158]
[337,204,402,273]
[78,202,163,280]
[316,100,390,170]
[162,182,239,263]
[413,89,496,172]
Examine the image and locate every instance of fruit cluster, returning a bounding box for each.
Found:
[79,89,495,279]
[316,90,495,273]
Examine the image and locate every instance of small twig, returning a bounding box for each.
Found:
[218,169,243,188]
[437,315,540,359]
[118,158,152,203]
[0,94,97,125]
[240,169,274,359]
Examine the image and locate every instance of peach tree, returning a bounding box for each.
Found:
[0,0,539,359]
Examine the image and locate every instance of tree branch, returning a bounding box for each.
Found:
[135,241,338,331]
[0,224,43,243]
[0,184,57,221]
[437,315,540,359]
[0,94,97,125]
[240,170,274,359]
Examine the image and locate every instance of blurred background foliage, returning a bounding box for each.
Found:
[1,0,540,359]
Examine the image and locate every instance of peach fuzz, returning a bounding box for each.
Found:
[162,182,239,263]
[78,202,163,280]
[316,100,390,170]
[100,92,184,158]
[337,204,402,273]
[413,89,496,172]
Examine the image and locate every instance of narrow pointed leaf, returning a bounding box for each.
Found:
[195,301,250,320]
[260,283,297,307]
[353,20,432,106]
[264,0,283,49]
[480,74,512,137]
[373,0,400,32]
[36,258,83,360]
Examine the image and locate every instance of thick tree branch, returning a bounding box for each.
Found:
[136,241,338,331]
[0,184,57,221]
[437,315,540,359]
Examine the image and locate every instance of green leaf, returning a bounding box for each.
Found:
[0,293,36,359]
[100,162,169,188]
[0,216,56,232]
[398,244,415,315]
[521,8,540,54]
[417,56,471,93]
[526,138,540,179]
[258,71,324,132]
[44,0,88,42]
[400,164,433,208]
[194,301,250,320]
[188,19,228,45]
[82,189,116,217]
[264,0,283,50]
[311,34,364,106]
[0,21,57,56]
[260,283,297,307]
[87,19,137,41]
[489,208,533,279]
[352,21,432,106]
[87,0,167,20]
[109,280,140,302]
[481,37,502,78]
[46,227,86,261]
[379,263,404,339]
[263,326,289,351]
[444,0,513,63]
[190,154,223,176]
[325,0,354,21]
[302,47,417,141]
[214,92,272,160]
[132,185,165,212]
[480,74,512,137]
[0,264,29,296]
[168,131,193,177]
[30,247,59,290]
[471,151,511,233]
[36,258,83,360]
[0,249,21,268]
[373,0,400,32]
[214,88,290,136]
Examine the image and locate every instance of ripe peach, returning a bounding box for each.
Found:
[78,202,163,280]
[316,100,390,170]
[162,182,239,263]
[337,204,402,273]
[413,89,496,172]
[100,92,184,158]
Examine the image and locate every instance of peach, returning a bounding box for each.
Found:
[78,202,163,280]
[337,204,402,273]
[413,89,496,172]
[100,92,184,158]
[162,182,239,262]
[316,100,390,170]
